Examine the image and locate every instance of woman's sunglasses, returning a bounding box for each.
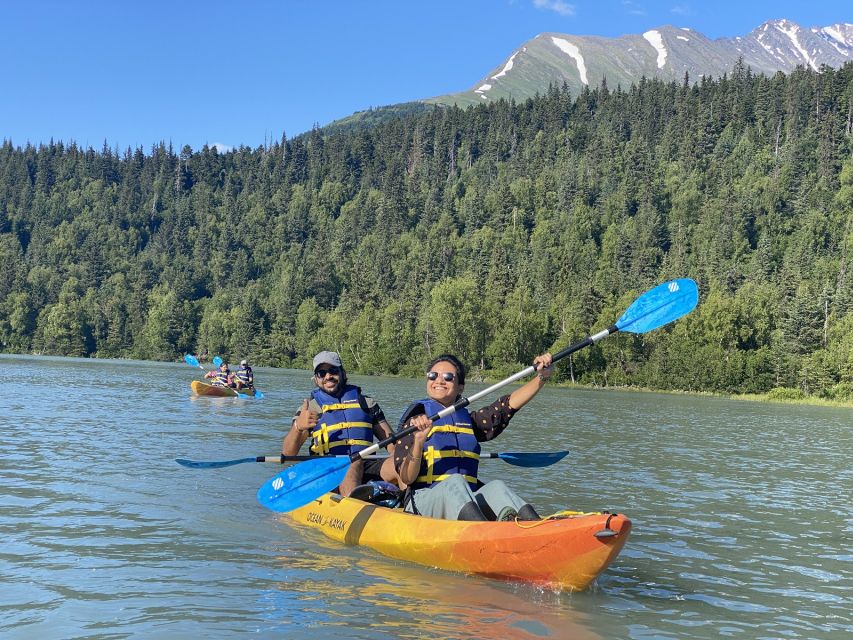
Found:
[427,371,456,382]
[315,366,341,378]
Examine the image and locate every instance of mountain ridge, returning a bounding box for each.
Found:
[423,19,853,108]
[323,19,851,133]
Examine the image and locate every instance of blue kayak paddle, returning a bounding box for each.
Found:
[184,353,206,371]
[176,450,569,470]
[258,278,699,513]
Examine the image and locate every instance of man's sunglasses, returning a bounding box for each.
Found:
[427,371,456,382]
[315,367,341,378]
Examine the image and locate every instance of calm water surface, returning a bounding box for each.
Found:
[1,355,850,639]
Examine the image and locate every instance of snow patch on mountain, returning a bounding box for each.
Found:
[551,37,588,85]
[643,30,667,68]
[474,50,524,98]
[817,24,852,56]
[492,52,519,80]
[774,19,818,70]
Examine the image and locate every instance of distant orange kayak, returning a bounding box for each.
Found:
[190,380,256,397]
[286,492,630,591]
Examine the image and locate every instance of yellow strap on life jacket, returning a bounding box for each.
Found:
[417,445,480,485]
[317,421,372,434]
[318,401,361,412]
[415,472,479,485]
[312,439,373,453]
[423,448,480,462]
[311,422,373,454]
[426,424,474,437]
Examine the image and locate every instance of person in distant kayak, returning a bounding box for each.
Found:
[205,361,234,388]
[394,352,553,521]
[234,359,254,390]
[281,351,397,496]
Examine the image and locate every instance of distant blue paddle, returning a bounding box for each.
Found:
[184,354,206,371]
[183,354,224,370]
[177,450,568,470]
[258,278,699,514]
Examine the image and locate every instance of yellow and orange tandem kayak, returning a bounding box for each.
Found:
[190,381,256,397]
[286,493,631,591]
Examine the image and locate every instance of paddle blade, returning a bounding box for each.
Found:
[257,456,350,513]
[184,354,201,368]
[495,450,570,468]
[254,389,265,399]
[616,278,698,334]
[213,356,223,367]
[176,457,256,469]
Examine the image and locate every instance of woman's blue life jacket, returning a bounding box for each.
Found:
[210,368,231,387]
[405,398,480,491]
[309,385,375,457]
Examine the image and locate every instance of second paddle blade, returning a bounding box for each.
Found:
[257,456,350,513]
[496,450,570,468]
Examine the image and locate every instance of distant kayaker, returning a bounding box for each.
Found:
[234,360,254,390]
[281,351,397,496]
[205,361,234,388]
[394,352,553,521]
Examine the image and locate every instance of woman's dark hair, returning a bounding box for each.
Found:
[426,354,466,386]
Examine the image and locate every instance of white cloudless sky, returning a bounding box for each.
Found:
[1,0,849,152]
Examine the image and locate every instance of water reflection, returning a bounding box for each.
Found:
[270,536,603,640]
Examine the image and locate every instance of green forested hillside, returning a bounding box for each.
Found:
[2,63,852,398]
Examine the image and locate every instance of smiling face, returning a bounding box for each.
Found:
[314,365,343,395]
[426,360,463,406]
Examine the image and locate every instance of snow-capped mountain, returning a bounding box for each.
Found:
[426,19,853,107]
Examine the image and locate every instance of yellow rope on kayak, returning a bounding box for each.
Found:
[512,510,601,528]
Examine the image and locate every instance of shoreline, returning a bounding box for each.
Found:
[540,380,853,409]
[4,351,852,409]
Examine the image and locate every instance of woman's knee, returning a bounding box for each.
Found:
[446,474,471,489]
[484,479,509,493]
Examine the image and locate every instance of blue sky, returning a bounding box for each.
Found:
[1,1,849,152]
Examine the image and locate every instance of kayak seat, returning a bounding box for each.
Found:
[349,480,403,508]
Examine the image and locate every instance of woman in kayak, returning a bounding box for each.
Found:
[394,352,553,521]
[205,361,234,387]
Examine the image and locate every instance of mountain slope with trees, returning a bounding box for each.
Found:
[1,62,852,399]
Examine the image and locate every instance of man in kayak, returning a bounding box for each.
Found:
[234,359,254,390]
[205,361,234,388]
[394,352,553,521]
[281,351,397,496]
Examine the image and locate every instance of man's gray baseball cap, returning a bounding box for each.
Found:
[312,351,343,371]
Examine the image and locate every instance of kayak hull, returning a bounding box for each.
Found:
[190,381,256,397]
[286,493,631,591]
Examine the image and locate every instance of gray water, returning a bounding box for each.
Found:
[1,354,850,639]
